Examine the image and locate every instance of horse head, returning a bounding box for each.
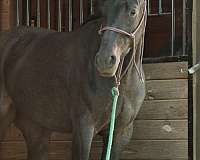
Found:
[95,0,147,78]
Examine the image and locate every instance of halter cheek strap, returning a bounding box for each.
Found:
[98,2,147,85]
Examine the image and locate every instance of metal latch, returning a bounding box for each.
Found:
[188,62,200,74]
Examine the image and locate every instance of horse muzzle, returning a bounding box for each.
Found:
[95,54,119,77]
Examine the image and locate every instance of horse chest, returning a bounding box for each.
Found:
[89,93,126,133]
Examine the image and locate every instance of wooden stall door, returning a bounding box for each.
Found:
[144,0,183,58]
[0,0,15,31]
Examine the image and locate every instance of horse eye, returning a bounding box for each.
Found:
[130,10,136,16]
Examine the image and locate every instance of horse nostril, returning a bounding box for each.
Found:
[108,55,117,66]
[95,54,117,69]
[95,55,100,66]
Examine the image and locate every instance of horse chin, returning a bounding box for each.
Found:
[99,72,115,77]
[97,69,117,77]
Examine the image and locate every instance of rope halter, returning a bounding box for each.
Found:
[98,2,147,86]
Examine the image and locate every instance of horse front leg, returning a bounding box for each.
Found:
[15,117,50,160]
[0,96,15,142]
[101,121,134,160]
[72,114,95,160]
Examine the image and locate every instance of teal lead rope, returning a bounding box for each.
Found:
[105,87,120,160]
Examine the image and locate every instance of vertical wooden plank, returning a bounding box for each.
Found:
[192,1,197,158]
[83,0,89,20]
[73,0,80,29]
[63,0,68,31]
[192,0,199,159]
[57,0,61,31]
[0,0,12,30]
[150,0,158,14]
[50,0,56,30]
[60,0,65,31]
[30,0,35,26]
[40,0,47,28]
[9,0,17,28]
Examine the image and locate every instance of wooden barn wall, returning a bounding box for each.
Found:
[0,0,10,30]
[0,62,188,160]
[0,0,15,31]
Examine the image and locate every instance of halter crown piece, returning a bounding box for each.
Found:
[98,1,147,85]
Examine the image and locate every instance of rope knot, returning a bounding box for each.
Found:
[111,87,119,97]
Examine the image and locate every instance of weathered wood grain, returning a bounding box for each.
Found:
[0,140,188,159]
[2,100,188,142]
[143,62,188,80]
[50,120,188,141]
[137,99,188,120]
[0,0,16,31]
[145,79,188,100]
[132,120,188,140]
[0,0,10,30]
[122,140,188,159]
[3,120,187,142]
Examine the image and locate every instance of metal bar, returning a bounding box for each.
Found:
[147,0,151,15]
[36,0,40,27]
[16,0,20,26]
[26,0,30,26]
[68,0,73,32]
[80,0,84,24]
[47,0,51,29]
[158,0,163,15]
[171,0,175,56]
[57,0,62,32]
[90,0,94,15]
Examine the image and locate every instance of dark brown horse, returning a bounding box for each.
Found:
[0,0,147,159]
